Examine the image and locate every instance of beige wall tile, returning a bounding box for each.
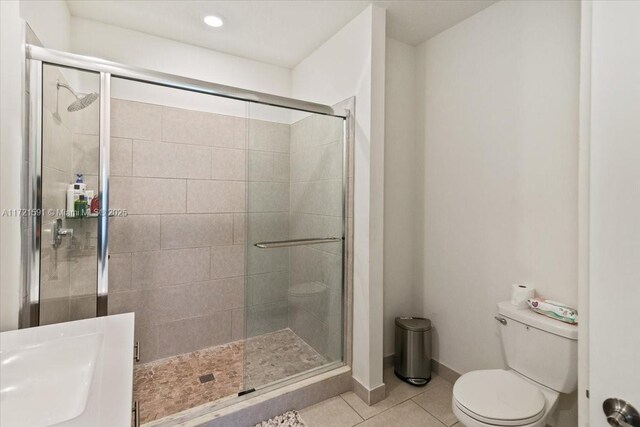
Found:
[248,150,273,182]
[39,297,70,325]
[132,247,210,288]
[109,290,152,326]
[111,138,133,176]
[290,115,313,153]
[314,114,344,146]
[42,167,70,212]
[245,301,287,337]
[231,307,244,341]
[160,213,233,249]
[186,180,245,213]
[211,245,244,279]
[248,182,289,213]
[291,180,342,217]
[290,246,342,291]
[69,295,96,321]
[247,212,289,243]
[233,213,246,244]
[111,99,162,141]
[109,253,132,293]
[133,140,212,179]
[109,215,161,254]
[156,311,232,358]
[272,153,290,182]
[246,245,289,275]
[69,252,97,297]
[291,141,342,182]
[211,147,246,181]
[249,119,290,153]
[111,177,186,214]
[249,271,288,306]
[162,106,244,149]
[43,110,73,173]
[40,255,70,299]
[72,133,98,176]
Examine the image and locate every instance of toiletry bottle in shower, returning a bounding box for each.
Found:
[74,195,88,218]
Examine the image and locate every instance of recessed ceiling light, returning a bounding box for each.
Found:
[204,15,224,28]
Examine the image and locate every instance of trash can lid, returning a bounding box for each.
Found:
[395,317,431,332]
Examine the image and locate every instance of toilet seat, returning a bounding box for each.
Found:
[453,370,546,426]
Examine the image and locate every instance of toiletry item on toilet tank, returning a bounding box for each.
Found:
[510,283,535,308]
[527,298,578,324]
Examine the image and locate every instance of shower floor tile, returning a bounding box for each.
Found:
[134,328,326,424]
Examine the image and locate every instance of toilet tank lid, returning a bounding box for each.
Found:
[395,317,431,332]
[498,301,578,340]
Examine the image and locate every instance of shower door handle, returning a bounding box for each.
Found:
[254,237,343,249]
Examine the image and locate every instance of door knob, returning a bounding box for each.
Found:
[603,398,640,427]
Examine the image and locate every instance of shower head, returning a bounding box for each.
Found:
[67,92,99,112]
[56,81,99,112]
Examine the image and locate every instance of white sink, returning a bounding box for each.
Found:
[0,314,134,427]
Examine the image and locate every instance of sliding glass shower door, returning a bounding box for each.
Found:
[243,104,346,392]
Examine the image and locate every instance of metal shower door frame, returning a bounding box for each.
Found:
[25,59,111,324]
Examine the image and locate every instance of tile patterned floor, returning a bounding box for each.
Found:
[299,367,460,427]
[134,329,326,424]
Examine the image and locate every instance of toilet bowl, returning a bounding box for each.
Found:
[452,369,559,427]
[451,302,578,427]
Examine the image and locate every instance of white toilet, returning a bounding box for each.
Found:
[451,301,578,427]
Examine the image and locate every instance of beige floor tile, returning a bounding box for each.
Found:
[299,396,363,427]
[358,400,445,427]
[341,367,446,419]
[412,381,458,426]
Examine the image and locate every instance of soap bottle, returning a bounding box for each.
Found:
[85,190,94,215]
[74,195,88,218]
[75,173,87,191]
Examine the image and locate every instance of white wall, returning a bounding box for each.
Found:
[417,0,579,377]
[19,0,71,51]
[292,5,387,392]
[587,1,640,424]
[70,17,292,122]
[0,1,25,332]
[383,37,420,357]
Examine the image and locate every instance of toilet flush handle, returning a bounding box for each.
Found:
[494,316,507,325]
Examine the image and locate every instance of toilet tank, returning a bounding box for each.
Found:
[497,301,578,393]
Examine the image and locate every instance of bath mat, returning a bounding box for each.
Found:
[254,410,307,427]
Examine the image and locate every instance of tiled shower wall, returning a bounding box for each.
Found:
[288,114,344,361]
[105,99,291,363]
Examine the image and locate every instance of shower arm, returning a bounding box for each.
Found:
[56,81,81,100]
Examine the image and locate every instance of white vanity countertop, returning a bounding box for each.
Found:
[0,313,135,427]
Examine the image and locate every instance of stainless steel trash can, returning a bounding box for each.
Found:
[394,317,432,386]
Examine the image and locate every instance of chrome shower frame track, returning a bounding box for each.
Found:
[26,45,345,118]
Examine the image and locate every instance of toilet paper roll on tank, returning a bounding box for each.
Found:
[510,283,535,309]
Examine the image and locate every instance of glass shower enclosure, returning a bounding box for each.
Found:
[25,44,350,425]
